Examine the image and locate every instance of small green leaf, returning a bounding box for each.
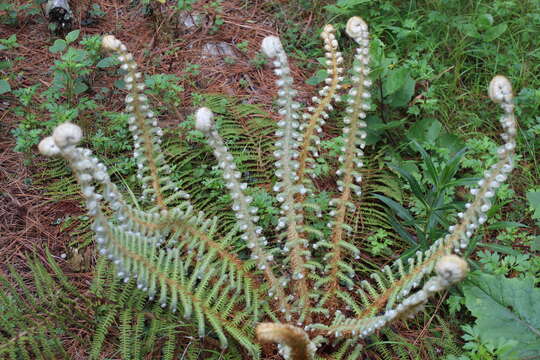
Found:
[436,133,465,154]
[114,79,126,90]
[476,14,494,29]
[532,236,540,251]
[74,80,88,95]
[526,190,540,219]
[484,23,507,41]
[96,57,117,68]
[462,23,480,38]
[0,79,11,95]
[369,119,406,131]
[383,67,408,96]
[65,29,80,44]
[386,74,415,108]
[323,0,371,14]
[478,242,523,256]
[486,221,528,230]
[306,69,328,85]
[406,117,442,145]
[49,39,67,53]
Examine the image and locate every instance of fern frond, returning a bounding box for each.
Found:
[261,35,312,319]
[0,256,76,360]
[35,18,518,359]
[101,37,187,210]
[323,17,371,300]
[194,107,286,315]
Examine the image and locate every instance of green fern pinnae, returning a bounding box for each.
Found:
[0,258,75,360]
[38,15,517,360]
[39,132,257,353]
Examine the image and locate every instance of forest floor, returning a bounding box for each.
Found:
[1,0,539,359]
[1,0,309,273]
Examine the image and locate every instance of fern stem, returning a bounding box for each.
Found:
[195,108,291,318]
[292,27,344,322]
[318,256,468,339]
[257,323,315,360]
[102,36,183,211]
[296,25,342,185]
[262,36,309,319]
[324,17,371,298]
[354,75,516,321]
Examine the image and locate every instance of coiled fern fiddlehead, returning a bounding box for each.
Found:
[38,17,517,360]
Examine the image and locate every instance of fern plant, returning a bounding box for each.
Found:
[37,16,517,359]
[0,252,80,359]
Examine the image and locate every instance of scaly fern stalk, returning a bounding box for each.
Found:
[296,24,343,187]
[294,25,344,322]
[261,35,312,321]
[38,17,517,359]
[321,17,370,304]
[102,36,188,211]
[194,107,290,317]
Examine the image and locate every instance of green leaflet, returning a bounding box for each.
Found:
[462,272,540,359]
[0,256,74,360]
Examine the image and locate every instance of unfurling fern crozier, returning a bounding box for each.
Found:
[38,17,517,360]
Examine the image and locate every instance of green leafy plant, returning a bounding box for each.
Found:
[10,33,118,154]
[89,3,105,18]
[36,17,518,359]
[460,272,540,359]
[0,0,43,26]
[375,143,478,252]
[0,33,19,50]
[0,34,20,96]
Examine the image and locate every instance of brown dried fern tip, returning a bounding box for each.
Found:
[39,17,516,359]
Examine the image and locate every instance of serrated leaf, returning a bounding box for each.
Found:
[526,190,540,219]
[65,29,80,44]
[463,272,540,358]
[0,79,10,95]
[49,39,67,53]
